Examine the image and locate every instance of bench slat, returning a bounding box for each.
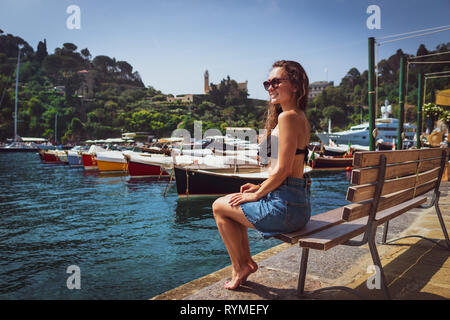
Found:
[353,149,444,168]
[347,167,440,202]
[342,179,437,221]
[351,158,441,185]
[298,196,427,251]
[375,195,427,225]
[275,207,344,244]
[298,217,368,250]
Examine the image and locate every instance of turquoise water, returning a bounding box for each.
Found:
[0,152,351,299]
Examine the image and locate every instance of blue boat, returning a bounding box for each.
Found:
[67,146,87,167]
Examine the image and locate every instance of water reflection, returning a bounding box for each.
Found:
[0,152,353,299]
[174,197,215,224]
[125,177,172,193]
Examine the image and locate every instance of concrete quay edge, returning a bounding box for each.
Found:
[151,181,450,300]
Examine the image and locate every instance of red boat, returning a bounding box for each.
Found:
[80,145,107,170]
[42,150,62,164]
[125,152,169,178]
[81,152,97,170]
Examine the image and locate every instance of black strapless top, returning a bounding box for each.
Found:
[259,135,308,163]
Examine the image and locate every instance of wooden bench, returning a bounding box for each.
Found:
[275,148,450,299]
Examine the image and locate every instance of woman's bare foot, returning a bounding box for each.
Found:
[242,260,258,284]
[224,261,258,290]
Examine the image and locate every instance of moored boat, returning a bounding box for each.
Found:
[173,166,312,198]
[42,150,60,163]
[42,150,67,164]
[81,145,107,171]
[310,155,353,169]
[95,150,128,173]
[316,101,416,147]
[67,146,89,167]
[124,152,170,178]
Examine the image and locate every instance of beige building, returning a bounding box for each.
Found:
[166,94,195,103]
[203,70,248,94]
[75,70,94,99]
[309,81,334,100]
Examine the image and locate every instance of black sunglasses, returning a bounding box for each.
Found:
[263,78,289,91]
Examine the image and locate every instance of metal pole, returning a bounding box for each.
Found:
[14,45,22,142]
[397,55,406,150]
[368,37,376,151]
[54,112,57,144]
[416,73,423,149]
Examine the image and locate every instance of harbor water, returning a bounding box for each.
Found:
[0,152,351,299]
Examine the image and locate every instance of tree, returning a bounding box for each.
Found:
[92,55,115,75]
[80,48,91,60]
[62,43,77,53]
[416,44,429,57]
[322,105,346,128]
[340,67,361,89]
[36,39,48,63]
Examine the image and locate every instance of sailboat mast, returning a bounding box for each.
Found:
[368,37,376,151]
[14,45,23,142]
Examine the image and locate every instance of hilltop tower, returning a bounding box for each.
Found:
[204,70,210,94]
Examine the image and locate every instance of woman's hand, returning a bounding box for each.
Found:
[228,192,259,207]
[240,183,261,193]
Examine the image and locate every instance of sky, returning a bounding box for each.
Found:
[1,0,449,100]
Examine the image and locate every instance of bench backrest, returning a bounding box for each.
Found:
[342,148,448,222]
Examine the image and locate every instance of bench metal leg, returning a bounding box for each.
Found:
[382,221,389,244]
[434,198,450,249]
[297,247,309,295]
[368,230,391,300]
[296,246,369,299]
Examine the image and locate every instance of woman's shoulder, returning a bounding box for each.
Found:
[278,110,306,123]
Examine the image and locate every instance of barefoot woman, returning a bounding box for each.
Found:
[212,60,311,290]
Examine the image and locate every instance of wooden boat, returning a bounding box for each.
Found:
[42,150,61,163]
[173,166,312,198]
[42,150,67,164]
[67,146,86,167]
[124,152,170,178]
[95,150,128,173]
[82,152,97,170]
[310,155,353,169]
[81,145,106,171]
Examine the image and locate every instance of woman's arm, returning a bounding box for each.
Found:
[254,111,299,198]
[228,111,299,207]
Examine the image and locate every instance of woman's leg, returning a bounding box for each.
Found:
[212,194,258,289]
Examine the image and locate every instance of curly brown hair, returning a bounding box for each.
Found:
[263,60,309,136]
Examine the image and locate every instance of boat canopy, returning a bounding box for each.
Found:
[20,137,48,142]
[436,89,450,106]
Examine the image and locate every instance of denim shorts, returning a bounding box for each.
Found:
[240,176,311,239]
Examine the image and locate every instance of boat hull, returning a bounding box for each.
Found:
[311,156,353,169]
[128,160,169,178]
[82,153,97,170]
[0,147,38,152]
[42,151,62,164]
[67,153,83,167]
[96,159,128,172]
[174,167,265,198]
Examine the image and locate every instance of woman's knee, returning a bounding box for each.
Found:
[212,197,225,216]
[212,195,233,217]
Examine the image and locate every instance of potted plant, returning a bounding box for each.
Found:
[423,103,443,133]
[440,109,450,142]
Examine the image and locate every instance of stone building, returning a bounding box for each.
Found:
[203,70,248,94]
[75,70,94,99]
[309,81,334,100]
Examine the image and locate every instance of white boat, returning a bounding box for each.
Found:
[316,101,416,147]
[95,150,128,172]
[124,151,170,178]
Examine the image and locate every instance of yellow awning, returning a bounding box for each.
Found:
[436,89,450,106]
